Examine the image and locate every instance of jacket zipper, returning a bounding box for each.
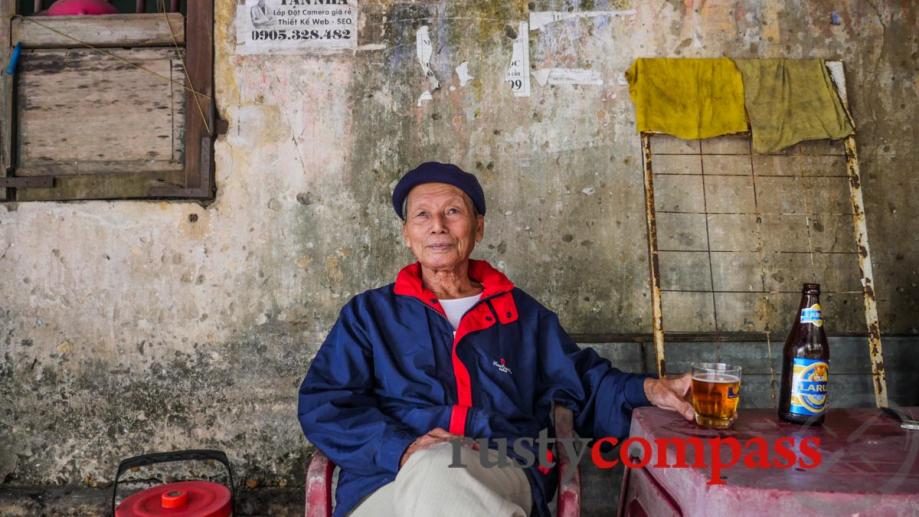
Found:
[403,291,510,434]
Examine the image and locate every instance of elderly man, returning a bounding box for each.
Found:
[298,162,694,517]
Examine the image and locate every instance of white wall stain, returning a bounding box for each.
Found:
[455,62,473,87]
[686,0,705,49]
[529,10,637,31]
[533,68,603,86]
[416,90,433,107]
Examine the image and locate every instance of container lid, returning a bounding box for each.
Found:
[116,480,231,517]
[46,0,119,16]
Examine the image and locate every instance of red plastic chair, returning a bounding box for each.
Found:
[305,404,581,517]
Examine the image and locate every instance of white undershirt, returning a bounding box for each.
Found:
[439,293,483,329]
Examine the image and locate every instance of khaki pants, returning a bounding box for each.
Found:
[349,442,532,517]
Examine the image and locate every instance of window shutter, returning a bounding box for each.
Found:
[0,2,215,201]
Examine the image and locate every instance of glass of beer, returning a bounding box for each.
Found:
[691,363,742,429]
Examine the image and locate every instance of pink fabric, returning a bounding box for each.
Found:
[46,0,119,16]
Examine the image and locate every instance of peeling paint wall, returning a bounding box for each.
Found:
[1,0,917,496]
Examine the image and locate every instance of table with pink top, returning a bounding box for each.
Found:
[618,407,919,517]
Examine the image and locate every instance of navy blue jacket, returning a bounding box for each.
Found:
[298,260,650,516]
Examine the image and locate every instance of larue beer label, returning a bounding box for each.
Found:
[790,357,829,416]
[800,303,824,326]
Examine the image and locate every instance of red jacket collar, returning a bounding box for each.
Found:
[393,259,515,304]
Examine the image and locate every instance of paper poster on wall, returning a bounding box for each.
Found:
[505,21,530,97]
[236,0,357,54]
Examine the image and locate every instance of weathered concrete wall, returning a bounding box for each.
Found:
[1,0,917,511]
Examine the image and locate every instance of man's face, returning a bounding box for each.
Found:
[402,183,484,272]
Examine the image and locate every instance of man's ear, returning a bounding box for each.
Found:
[475,214,485,242]
[401,223,411,248]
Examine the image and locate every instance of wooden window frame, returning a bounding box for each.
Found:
[0,0,216,201]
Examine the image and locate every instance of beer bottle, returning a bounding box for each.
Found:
[779,283,830,425]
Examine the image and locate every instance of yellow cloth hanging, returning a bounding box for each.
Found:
[733,58,854,153]
[626,58,748,140]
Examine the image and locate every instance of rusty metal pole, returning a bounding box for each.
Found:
[843,136,888,408]
[826,61,888,408]
[641,133,667,376]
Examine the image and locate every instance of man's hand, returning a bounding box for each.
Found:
[400,427,469,468]
[643,375,695,421]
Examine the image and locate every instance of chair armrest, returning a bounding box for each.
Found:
[305,449,335,517]
[554,404,581,517]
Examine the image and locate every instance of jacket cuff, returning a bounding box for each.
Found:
[377,432,417,474]
[624,374,653,409]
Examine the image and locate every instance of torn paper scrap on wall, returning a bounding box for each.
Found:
[528,10,636,31]
[417,90,433,107]
[455,62,474,87]
[416,26,440,91]
[505,22,530,97]
[533,68,603,86]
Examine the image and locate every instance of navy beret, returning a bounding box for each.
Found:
[392,162,486,220]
